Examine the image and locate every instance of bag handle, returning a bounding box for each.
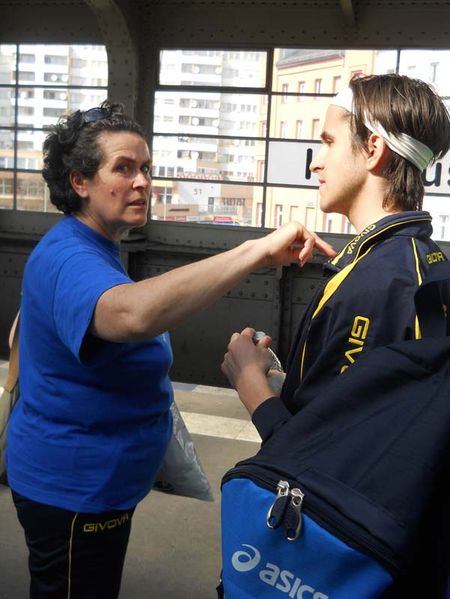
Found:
[415,261,450,338]
[4,313,19,393]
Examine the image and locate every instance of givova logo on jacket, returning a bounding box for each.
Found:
[231,544,329,598]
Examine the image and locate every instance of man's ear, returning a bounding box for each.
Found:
[69,171,89,198]
[366,132,390,172]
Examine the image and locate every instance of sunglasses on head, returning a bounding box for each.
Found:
[81,106,111,125]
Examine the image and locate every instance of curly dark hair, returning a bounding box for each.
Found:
[42,100,146,214]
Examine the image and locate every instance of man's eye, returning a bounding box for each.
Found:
[141,165,151,175]
[117,163,129,173]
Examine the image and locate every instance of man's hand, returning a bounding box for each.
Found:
[222,327,280,415]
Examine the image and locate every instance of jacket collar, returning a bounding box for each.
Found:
[325,211,433,273]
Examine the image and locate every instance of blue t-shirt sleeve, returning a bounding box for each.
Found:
[53,250,131,363]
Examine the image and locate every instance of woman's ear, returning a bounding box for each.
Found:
[69,171,89,198]
[366,132,390,172]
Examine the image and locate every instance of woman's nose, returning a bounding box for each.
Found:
[134,171,151,188]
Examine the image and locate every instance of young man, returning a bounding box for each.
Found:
[222,73,450,430]
[221,73,450,597]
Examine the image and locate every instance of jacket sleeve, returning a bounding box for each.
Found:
[251,397,293,443]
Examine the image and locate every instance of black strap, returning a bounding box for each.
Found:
[415,261,450,338]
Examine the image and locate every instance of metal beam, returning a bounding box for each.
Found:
[84,0,138,114]
[340,0,356,26]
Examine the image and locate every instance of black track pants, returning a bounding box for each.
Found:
[12,490,135,599]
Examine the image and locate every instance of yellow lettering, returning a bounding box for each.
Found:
[344,345,363,364]
[350,316,370,340]
[427,251,445,264]
[83,512,130,533]
[346,224,376,255]
[340,315,371,372]
[347,337,364,346]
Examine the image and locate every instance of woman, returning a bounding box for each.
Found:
[6,101,335,599]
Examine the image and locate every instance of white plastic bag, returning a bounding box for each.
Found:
[153,401,214,501]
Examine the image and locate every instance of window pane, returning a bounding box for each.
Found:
[273,49,369,93]
[267,140,320,186]
[424,196,450,241]
[264,186,318,229]
[0,45,17,85]
[16,129,47,170]
[15,44,108,86]
[0,88,15,126]
[0,129,15,158]
[398,49,450,96]
[373,50,398,74]
[269,96,329,139]
[273,49,400,94]
[155,46,450,232]
[1,43,107,213]
[264,186,352,233]
[17,88,107,129]
[159,49,267,88]
[16,172,51,212]
[152,135,263,183]
[151,180,255,225]
[154,91,266,138]
[0,170,14,209]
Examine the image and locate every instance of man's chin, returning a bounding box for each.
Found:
[319,203,331,214]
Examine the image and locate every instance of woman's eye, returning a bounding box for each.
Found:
[141,165,151,175]
[116,163,129,173]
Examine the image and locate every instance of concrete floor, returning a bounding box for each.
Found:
[0,363,260,598]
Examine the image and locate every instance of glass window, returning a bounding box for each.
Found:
[332,75,342,93]
[151,180,254,225]
[152,135,262,184]
[297,81,306,100]
[311,119,321,139]
[19,53,35,64]
[159,49,267,88]
[398,49,450,96]
[274,204,283,227]
[153,47,450,235]
[269,95,329,138]
[0,172,14,209]
[0,43,107,212]
[44,55,67,65]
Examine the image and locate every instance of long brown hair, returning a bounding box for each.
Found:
[349,74,450,211]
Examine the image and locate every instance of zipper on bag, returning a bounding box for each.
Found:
[266,480,290,529]
[266,480,305,541]
[223,465,400,575]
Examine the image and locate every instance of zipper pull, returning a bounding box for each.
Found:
[266,480,290,529]
[284,487,304,541]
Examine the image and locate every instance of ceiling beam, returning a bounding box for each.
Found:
[340,0,356,26]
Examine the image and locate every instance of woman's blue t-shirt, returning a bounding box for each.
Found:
[7,216,173,513]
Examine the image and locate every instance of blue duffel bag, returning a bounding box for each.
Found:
[219,263,450,599]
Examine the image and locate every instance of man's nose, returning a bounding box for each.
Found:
[309,148,324,172]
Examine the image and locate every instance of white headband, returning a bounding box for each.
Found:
[332,87,433,171]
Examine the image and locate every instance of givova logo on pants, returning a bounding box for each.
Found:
[231,544,328,598]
